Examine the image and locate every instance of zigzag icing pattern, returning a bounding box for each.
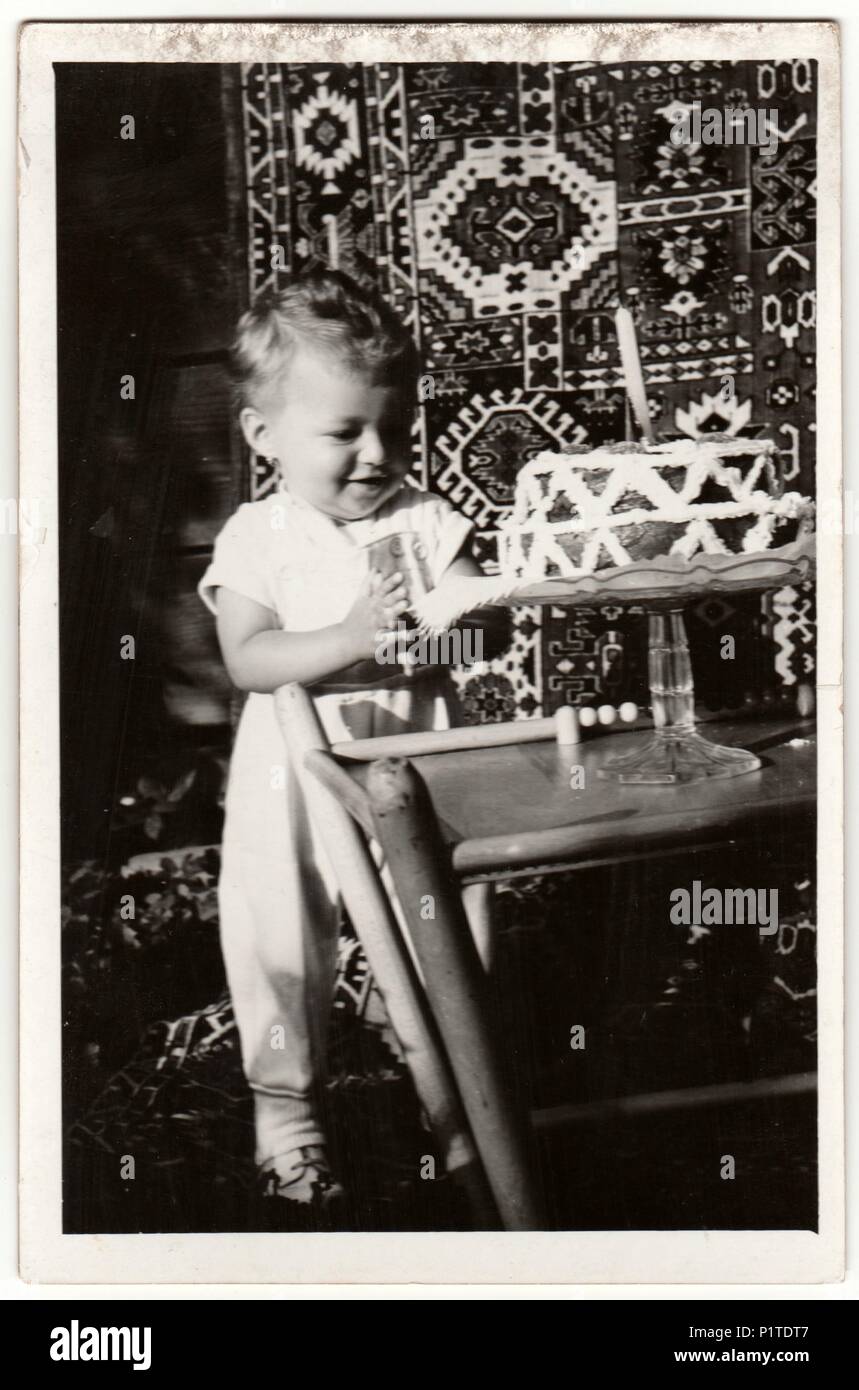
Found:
[498,437,814,580]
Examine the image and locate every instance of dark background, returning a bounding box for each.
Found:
[57,64,244,866]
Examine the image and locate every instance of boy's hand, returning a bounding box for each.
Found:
[342,568,410,661]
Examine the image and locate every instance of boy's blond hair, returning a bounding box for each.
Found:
[229,268,421,411]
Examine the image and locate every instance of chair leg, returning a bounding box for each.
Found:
[462,881,495,973]
[366,756,544,1232]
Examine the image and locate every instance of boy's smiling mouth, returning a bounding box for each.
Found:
[346,473,391,488]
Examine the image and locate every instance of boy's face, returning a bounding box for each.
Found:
[241,351,413,522]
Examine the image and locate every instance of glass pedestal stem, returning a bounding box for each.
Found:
[596,607,763,785]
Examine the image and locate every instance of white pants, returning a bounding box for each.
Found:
[217,677,459,1163]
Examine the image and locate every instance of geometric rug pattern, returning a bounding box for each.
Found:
[240,58,817,717]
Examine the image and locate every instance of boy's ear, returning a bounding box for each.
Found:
[238,406,273,457]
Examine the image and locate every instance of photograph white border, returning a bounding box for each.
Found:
[18,17,844,1285]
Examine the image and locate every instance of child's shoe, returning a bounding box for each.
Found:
[257,1143,345,1210]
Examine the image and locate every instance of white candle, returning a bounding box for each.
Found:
[615,306,655,444]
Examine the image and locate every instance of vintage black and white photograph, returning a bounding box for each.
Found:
[19,20,843,1284]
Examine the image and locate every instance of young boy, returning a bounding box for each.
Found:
[199,268,503,1208]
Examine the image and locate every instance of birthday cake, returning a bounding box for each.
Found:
[497,435,814,581]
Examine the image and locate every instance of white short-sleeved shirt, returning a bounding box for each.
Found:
[198,480,473,637]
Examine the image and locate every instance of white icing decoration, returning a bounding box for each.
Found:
[497,438,814,579]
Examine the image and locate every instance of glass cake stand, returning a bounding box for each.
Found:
[504,538,816,785]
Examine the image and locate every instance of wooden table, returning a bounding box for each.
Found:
[322,714,815,879]
[306,712,816,1228]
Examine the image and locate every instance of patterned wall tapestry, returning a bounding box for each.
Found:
[239,58,817,720]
